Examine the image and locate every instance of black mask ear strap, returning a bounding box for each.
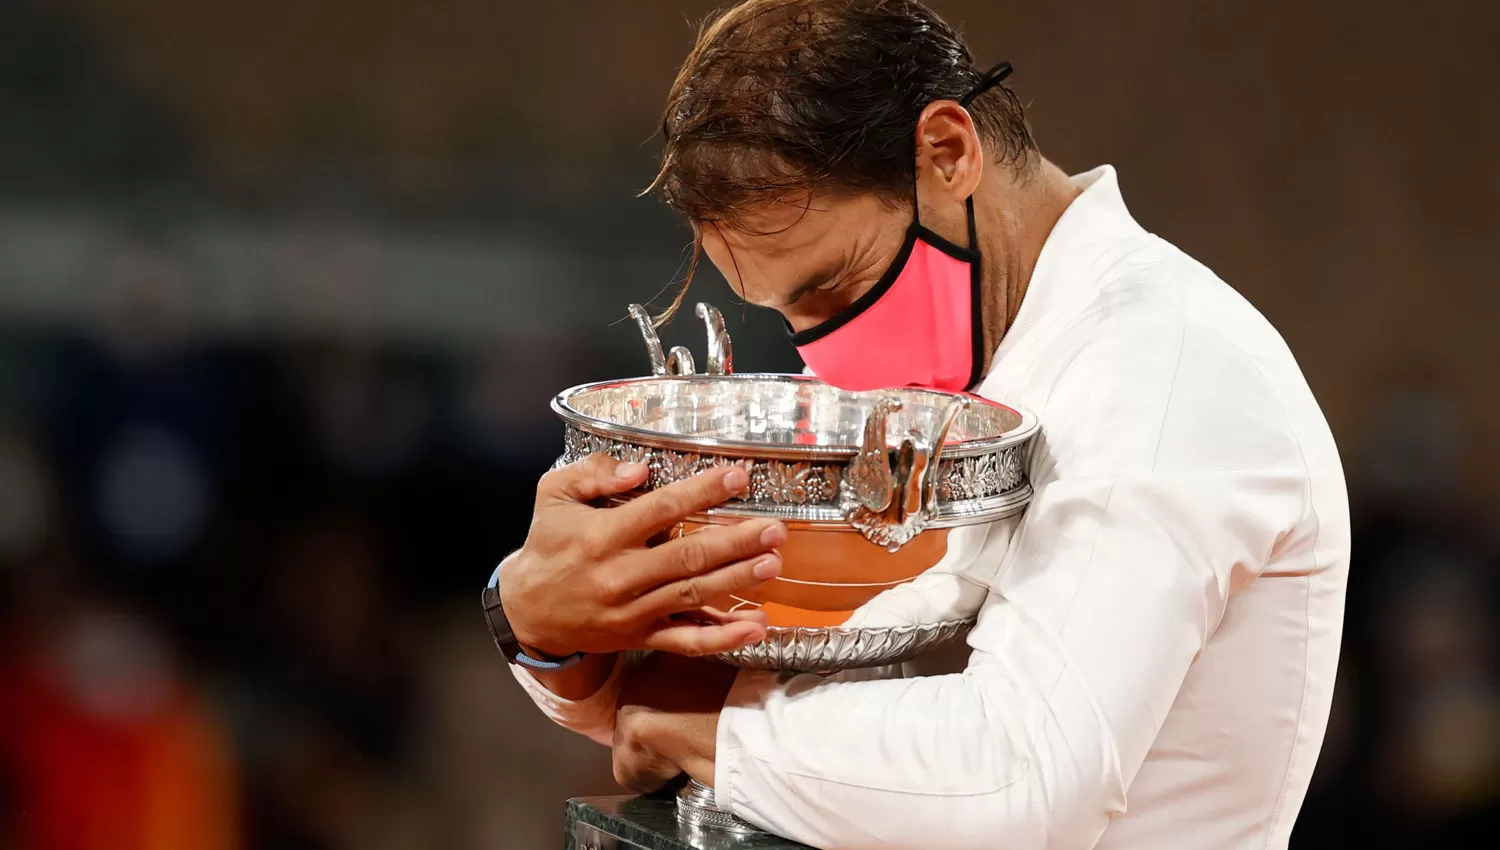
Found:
[960,62,1014,107]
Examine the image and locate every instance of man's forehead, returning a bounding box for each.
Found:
[706,193,857,256]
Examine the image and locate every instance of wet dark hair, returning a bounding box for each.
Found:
[645,0,1036,318]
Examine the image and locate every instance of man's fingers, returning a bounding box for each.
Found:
[692,606,769,627]
[608,465,752,541]
[628,551,783,619]
[630,519,787,587]
[641,618,767,657]
[613,755,682,795]
[612,708,686,793]
[538,453,648,505]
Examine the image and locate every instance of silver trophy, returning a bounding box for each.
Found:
[551,304,1039,837]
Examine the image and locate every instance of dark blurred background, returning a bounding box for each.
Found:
[0,1,1495,848]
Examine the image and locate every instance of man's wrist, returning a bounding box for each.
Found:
[503,597,582,660]
[487,555,585,668]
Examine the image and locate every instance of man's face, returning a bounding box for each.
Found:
[698,192,910,332]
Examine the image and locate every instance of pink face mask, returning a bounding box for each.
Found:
[789,61,1013,393]
[790,198,985,393]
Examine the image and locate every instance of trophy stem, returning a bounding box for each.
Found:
[675,778,760,834]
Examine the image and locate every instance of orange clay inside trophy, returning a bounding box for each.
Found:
[675,519,951,626]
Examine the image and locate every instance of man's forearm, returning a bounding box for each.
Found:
[713,665,1124,850]
[510,651,628,747]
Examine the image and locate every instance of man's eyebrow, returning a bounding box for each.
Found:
[778,263,840,307]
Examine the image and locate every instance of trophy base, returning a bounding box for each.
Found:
[675,779,759,834]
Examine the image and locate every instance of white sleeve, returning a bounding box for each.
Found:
[509,656,626,747]
[711,318,1312,849]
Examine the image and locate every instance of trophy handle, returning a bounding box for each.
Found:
[627,302,736,377]
[665,345,696,376]
[909,397,964,515]
[840,395,966,551]
[845,398,899,513]
[696,302,734,375]
[627,304,670,376]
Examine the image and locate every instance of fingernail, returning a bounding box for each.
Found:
[723,466,750,493]
[759,522,787,547]
[752,555,781,580]
[616,461,646,479]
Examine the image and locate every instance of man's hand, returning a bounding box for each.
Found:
[612,653,737,793]
[501,453,787,658]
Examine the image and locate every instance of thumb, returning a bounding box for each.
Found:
[642,619,766,657]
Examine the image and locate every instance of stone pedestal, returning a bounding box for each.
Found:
[565,796,811,850]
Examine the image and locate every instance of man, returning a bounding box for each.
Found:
[484,1,1350,847]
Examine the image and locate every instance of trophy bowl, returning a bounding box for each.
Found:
[550,303,1041,833]
[553,373,1038,671]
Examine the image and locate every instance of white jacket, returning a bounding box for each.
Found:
[512,166,1350,850]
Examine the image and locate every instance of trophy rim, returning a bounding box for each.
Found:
[551,373,1040,462]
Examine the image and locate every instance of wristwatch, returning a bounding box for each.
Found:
[484,561,586,671]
